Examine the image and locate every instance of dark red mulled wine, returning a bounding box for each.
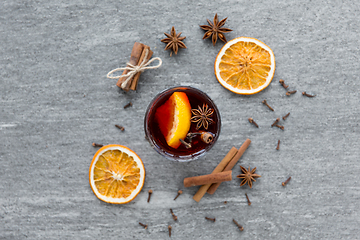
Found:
[144,86,221,162]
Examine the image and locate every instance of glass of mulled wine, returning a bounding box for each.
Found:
[144,86,221,162]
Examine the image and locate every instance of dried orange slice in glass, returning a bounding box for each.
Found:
[155,92,191,149]
[214,37,275,95]
[89,144,145,204]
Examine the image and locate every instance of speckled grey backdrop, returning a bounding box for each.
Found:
[1,0,359,239]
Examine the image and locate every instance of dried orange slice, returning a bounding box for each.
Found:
[89,144,145,204]
[155,92,191,148]
[214,37,275,95]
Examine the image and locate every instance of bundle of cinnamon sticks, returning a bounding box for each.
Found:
[116,42,153,91]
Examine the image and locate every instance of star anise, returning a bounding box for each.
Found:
[161,26,187,56]
[190,104,214,130]
[237,166,261,188]
[200,13,232,46]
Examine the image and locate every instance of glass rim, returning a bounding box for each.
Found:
[144,86,221,162]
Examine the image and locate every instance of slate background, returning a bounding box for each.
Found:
[1,0,359,239]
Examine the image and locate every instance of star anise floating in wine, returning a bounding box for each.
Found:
[237,166,261,188]
[161,26,187,56]
[191,104,214,130]
[200,13,233,46]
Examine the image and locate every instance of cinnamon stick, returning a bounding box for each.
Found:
[130,45,153,91]
[184,171,232,188]
[207,138,251,194]
[116,42,144,90]
[193,147,238,202]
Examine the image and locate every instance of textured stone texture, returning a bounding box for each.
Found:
[1,0,360,239]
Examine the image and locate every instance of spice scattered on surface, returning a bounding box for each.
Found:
[174,190,183,200]
[139,222,148,229]
[147,189,153,203]
[302,92,316,97]
[276,140,280,150]
[115,124,125,131]
[262,100,274,111]
[233,219,244,231]
[282,177,291,186]
[282,112,290,120]
[161,26,187,56]
[205,217,216,222]
[279,79,289,89]
[237,166,261,188]
[170,209,178,221]
[168,225,172,237]
[224,201,227,204]
[92,142,103,147]
[271,118,280,127]
[200,13,232,46]
[286,90,297,96]
[245,193,251,206]
[248,118,259,128]
[274,124,284,130]
[124,102,133,109]
[191,104,214,130]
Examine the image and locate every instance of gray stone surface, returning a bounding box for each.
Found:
[1,0,360,239]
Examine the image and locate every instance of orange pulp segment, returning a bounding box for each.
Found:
[155,92,191,148]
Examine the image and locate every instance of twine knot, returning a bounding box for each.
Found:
[106,49,162,89]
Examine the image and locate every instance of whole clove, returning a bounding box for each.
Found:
[170,209,178,221]
[279,79,289,89]
[139,222,148,229]
[302,92,316,97]
[233,219,244,231]
[248,118,259,128]
[282,177,291,186]
[115,124,125,131]
[282,112,290,120]
[286,90,297,96]
[276,140,280,150]
[179,139,191,149]
[271,118,280,127]
[274,124,284,130]
[205,217,216,222]
[245,193,251,206]
[174,190,183,200]
[262,100,274,111]
[124,102,133,109]
[92,142,103,147]
[147,189,153,203]
[168,225,172,237]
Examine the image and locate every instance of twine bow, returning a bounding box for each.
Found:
[106,49,162,89]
